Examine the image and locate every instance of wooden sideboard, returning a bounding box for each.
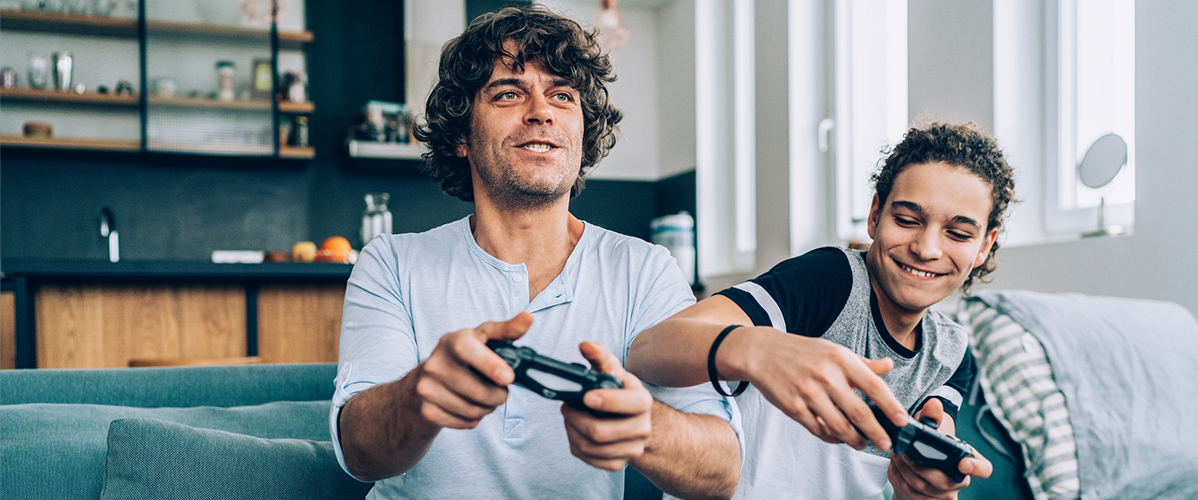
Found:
[2,259,351,369]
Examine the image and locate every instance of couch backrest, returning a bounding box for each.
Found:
[0,363,337,407]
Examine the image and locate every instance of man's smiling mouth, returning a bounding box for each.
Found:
[900,263,943,278]
[522,143,553,152]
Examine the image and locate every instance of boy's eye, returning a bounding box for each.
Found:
[948,231,973,241]
[894,217,918,227]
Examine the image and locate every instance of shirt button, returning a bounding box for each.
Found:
[513,274,523,283]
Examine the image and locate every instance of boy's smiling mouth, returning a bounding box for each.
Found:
[899,263,944,278]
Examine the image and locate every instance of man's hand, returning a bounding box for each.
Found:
[561,341,654,471]
[413,312,533,429]
[722,327,908,451]
[889,398,993,500]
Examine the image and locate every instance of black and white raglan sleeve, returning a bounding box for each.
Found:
[714,247,853,337]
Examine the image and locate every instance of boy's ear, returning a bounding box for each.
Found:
[866,194,882,239]
[974,228,999,268]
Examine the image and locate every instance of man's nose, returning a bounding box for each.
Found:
[524,94,555,125]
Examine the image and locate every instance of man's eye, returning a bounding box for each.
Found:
[497,91,518,100]
[948,231,973,241]
[894,217,918,227]
[553,92,573,102]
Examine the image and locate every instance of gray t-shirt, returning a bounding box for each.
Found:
[717,246,971,499]
[330,216,739,500]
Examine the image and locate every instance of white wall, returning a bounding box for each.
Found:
[538,0,666,181]
[978,1,1198,316]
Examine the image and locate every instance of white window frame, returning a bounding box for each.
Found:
[830,0,908,244]
[1044,0,1136,235]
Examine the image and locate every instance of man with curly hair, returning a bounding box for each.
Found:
[628,122,1011,499]
[330,5,740,500]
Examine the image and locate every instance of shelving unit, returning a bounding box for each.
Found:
[347,140,426,160]
[0,7,315,159]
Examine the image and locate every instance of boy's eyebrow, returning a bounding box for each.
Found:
[891,200,982,229]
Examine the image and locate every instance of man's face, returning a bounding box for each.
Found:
[457,44,585,210]
[866,161,998,314]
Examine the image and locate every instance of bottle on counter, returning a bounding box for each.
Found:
[361,192,393,246]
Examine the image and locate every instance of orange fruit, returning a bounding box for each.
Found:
[315,236,356,263]
[321,236,352,252]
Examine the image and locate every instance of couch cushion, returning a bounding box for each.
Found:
[101,418,371,500]
[0,363,336,407]
[1,400,331,500]
[958,299,1079,500]
[963,290,1198,500]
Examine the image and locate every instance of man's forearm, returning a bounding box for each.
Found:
[631,401,741,500]
[339,371,442,481]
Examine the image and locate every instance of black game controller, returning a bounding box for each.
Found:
[485,340,623,415]
[868,403,974,483]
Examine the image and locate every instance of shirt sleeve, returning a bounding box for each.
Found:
[922,348,973,422]
[714,247,853,337]
[328,235,419,478]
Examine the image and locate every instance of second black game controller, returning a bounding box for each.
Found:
[868,403,975,483]
[485,340,624,415]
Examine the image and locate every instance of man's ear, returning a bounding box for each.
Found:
[974,228,999,268]
[866,194,882,239]
[455,142,469,158]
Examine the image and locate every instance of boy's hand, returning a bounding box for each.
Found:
[561,341,654,471]
[729,328,909,451]
[888,398,993,500]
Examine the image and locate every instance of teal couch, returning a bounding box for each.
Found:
[0,363,372,500]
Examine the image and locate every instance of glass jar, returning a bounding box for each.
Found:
[361,192,393,246]
[215,60,235,101]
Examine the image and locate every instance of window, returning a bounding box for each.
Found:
[1046,0,1135,235]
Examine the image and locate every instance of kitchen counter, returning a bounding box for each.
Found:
[3,259,354,369]
[2,258,353,281]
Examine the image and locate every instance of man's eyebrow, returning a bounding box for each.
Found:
[483,77,524,91]
[891,200,982,229]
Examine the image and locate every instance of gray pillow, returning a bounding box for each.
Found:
[101,418,372,500]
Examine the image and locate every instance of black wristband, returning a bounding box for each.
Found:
[707,325,748,397]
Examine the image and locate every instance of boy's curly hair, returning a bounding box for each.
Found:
[412,5,623,201]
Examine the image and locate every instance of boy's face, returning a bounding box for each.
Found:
[866,161,998,315]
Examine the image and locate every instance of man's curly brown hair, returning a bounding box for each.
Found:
[870,122,1017,294]
[411,5,623,202]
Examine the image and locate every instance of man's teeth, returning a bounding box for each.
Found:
[901,264,938,278]
[523,143,552,152]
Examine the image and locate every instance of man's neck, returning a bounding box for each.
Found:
[470,198,583,300]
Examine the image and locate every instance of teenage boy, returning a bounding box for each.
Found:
[628,122,1013,499]
[330,6,740,500]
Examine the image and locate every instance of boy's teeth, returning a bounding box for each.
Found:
[902,264,936,278]
[523,143,551,152]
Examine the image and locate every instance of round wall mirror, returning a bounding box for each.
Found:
[1078,133,1128,189]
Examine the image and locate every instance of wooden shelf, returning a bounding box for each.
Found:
[0,9,137,38]
[1,134,140,152]
[279,146,315,159]
[347,140,426,160]
[1,88,140,106]
[0,9,313,48]
[278,101,315,114]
